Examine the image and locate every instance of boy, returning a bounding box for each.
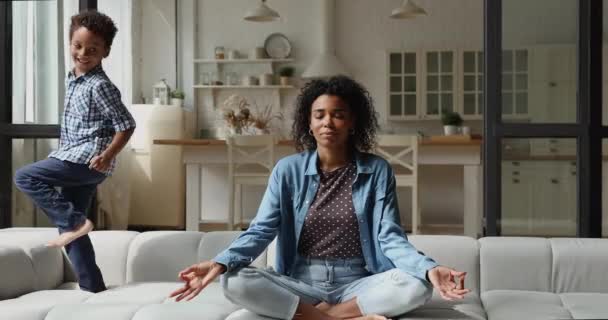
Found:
[14,11,135,293]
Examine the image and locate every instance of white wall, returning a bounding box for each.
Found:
[135,0,594,227]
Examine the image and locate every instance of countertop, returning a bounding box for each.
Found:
[153,137,483,147]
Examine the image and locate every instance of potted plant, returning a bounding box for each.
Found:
[170,89,185,107]
[278,66,295,86]
[441,111,463,135]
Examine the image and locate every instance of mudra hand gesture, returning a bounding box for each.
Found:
[427,266,470,301]
[169,261,226,301]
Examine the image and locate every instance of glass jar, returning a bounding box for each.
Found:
[214,46,225,59]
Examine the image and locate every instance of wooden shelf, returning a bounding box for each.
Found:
[194,58,294,64]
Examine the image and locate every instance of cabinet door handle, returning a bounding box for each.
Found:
[512,161,520,166]
[571,171,577,175]
[551,178,559,184]
[512,171,520,175]
[513,179,520,184]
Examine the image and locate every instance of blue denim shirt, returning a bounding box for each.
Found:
[213,150,438,282]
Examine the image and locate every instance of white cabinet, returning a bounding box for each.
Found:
[387,48,530,121]
[387,49,457,121]
[460,50,484,119]
[502,161,576,236]
[528,45,576,124]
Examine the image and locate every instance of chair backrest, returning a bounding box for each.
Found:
[375,134,418,176]
[226,134,276,174]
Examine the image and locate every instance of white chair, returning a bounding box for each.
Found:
[226,134,276,230]
[375,135,421,234]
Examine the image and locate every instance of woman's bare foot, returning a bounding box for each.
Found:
[347,315,388,320]
[315,302,332,312]
[46,219,93,247]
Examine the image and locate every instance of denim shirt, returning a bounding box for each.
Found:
[213,150,438,282]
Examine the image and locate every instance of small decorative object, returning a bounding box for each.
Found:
[153,79,171,105]
[215,46,225,59]
[278,66,295,86]
[260,73,273,86]
[221,95,254,135]
[228,50,238,60]
[251,47,266,59]
[242,75,259,86]
[441,111,464,135]
[170,89,185,108]
[264,33,291,59]
[251,102,284,134]
[461,126,471,135]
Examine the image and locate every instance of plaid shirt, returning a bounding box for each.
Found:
[49,65,136,176]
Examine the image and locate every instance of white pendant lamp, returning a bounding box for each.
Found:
[390,0,427,19]
[244,0,280,22]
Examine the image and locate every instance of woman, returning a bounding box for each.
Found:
[170,76,470,320]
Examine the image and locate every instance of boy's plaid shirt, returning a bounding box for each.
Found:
[49,65,136,176]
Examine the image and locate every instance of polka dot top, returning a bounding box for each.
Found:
[297,161,363,259]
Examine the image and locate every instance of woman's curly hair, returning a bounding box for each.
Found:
[69,10,118,48]
[291,76,379,152]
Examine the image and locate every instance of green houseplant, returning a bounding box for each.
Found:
[278,66,295,86]
[441,111,463,135]
[170,89,185,107]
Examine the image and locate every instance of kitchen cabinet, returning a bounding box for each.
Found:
[502,161,576,236]
[387,49,458,121]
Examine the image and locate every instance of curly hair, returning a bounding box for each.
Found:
[291,76,379,152]
[69,10,118,48]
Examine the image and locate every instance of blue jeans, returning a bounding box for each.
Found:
[222,255,433,319]
[14,157,107,292]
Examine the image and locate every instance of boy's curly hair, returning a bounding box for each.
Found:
[69,10,118,48]
[291,76,379,152]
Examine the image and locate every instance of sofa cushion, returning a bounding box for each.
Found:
[85,282,180,304]
[126,231,205,283]
[479,237,552,292]
[409,235,480,293]
[481,290,572,320]
[0,290,92,320]
[134,301,240,320]
[0,246,37,300]
[45,303,144,320]
[89,231,139,287]
[559,293,608,319]
[405,291,486,320]
[0,230,65,294]
[551,238,608,293]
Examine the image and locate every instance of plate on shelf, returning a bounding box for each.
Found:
[264,33,291,59]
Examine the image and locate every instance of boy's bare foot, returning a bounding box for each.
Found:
[46,219,93,247]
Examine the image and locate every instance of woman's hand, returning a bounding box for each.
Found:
[169,261,227,301]
[427,266,470,301]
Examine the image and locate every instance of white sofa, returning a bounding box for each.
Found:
[1,228,607,320]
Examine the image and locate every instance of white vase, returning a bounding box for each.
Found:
[443,125,459,135]
[171,98,183,107]
[280,76,290,86]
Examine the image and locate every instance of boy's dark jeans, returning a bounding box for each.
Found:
[14,157,107,293]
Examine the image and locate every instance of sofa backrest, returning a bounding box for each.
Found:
[89,230,139,286]
[408,235,480,293]
[0,228,65,299]
[480,237,608,293]
[550,238,608,293]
